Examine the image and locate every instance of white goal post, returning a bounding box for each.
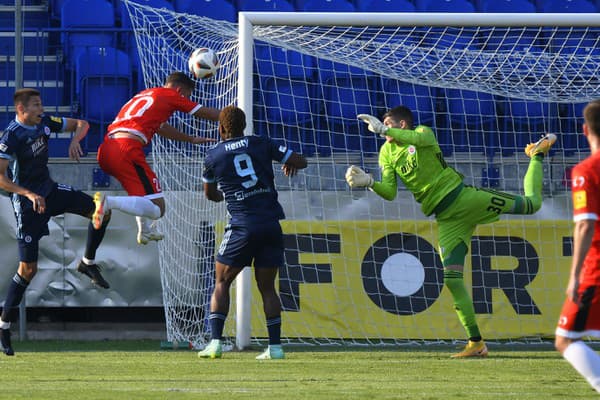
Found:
[123,1,600,349]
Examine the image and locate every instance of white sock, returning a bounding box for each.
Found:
[563,341,600,392]
[106,196,161,219]
[82,257,94,265]
[0,319,10,329]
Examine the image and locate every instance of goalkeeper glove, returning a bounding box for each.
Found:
[345,165,374,188]
[357,114,389,137]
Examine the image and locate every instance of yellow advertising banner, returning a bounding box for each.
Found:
[238,220,572,340]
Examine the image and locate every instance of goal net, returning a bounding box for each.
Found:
[123,1,600,348]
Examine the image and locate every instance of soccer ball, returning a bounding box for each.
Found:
[188,47,219,79]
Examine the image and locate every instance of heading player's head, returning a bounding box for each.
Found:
[583,100,600,139]
[164,72,196,98]
[218,106,246,140]
[14,88,43,125]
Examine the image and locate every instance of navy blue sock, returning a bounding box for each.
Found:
[266,316,281,345]
[208,312,227,340]
[84,220,108,260]
[1,274,29,322]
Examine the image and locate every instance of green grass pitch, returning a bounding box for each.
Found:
[0,340,597,400]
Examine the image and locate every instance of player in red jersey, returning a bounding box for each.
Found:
[93,72,218,248]
[555,99,600,393]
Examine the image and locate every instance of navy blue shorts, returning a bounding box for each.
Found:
[15,183,94,262]
[216,221,284,269]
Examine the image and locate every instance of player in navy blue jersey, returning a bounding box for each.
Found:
[197,105,307,360]
[0,88,112,356]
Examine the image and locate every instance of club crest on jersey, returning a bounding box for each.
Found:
[408,145,416,155]
[44,126,51,136]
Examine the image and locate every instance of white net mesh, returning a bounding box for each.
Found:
[124,1,597,346]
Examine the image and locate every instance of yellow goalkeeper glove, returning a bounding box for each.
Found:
[357,114,389,137]
[345,165,374,188]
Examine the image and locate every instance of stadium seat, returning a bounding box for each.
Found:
[381,80,437,127]
[480,0,535,12]
[495,96,555,156]
[354,0,415,12]
[441,88,499,155]
[61,0,115,68]
[118,0,175,91]
[118,0,175,24]
[316,59,379,155]
[254,47,316,154]
[236,0,296,11]
[75,47,131,136]
[540,0,597,12]
[301,0,355,12]
[416,0,475,12]
[559,103,589,156]
[183,0,237,22]
[260,77,319,155]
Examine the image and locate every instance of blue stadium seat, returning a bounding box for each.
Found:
[441,88,499,155]
[260,77,319,155]
[316,59,379,155]
[174,0,193,12]
[183,0,237,22]
[416,0,475,12]
[254,45,316,153]
[495,96,555,156]
[560,103,588,156]
[75,47,131,136]
[301,0,355,11]
[61,0,115,68]
[540,0,597,12]
[355,0,415,12]
[480,0,535,12]
[237,0,295,11]
[119,0,175,91]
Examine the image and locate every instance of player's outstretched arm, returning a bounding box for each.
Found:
[64,117,89,161]
[193,106,220,122]
[345,163,398,201]
[157,123,217,144]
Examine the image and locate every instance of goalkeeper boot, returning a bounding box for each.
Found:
[77,261,110,289]
[92,192,107,230]
[525,133,557,158]
[1,328,14,356]
[197,339,222,359]
[256,344,285,360]
[451,340,488,358]
[137,222,164,245]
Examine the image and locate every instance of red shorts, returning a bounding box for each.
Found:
[556,283,600,339]
[97,138,162,197]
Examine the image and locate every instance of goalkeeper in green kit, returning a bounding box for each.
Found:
[347,105,556,357]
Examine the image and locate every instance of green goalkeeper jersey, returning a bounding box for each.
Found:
[371,125,464,216]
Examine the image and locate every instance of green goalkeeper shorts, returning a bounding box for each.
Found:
[435,185,519,264]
